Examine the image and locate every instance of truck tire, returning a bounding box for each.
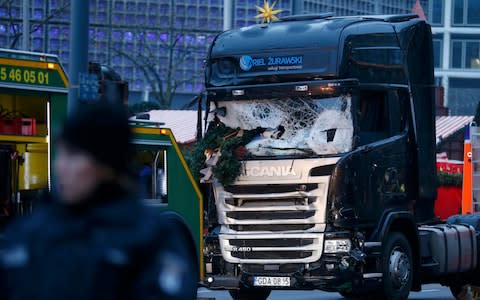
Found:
[378,232,413,300]
[228,289,271,300]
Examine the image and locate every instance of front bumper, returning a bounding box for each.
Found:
[203,253,382,292]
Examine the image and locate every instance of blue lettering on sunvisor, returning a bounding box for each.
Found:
[239,55,303,71]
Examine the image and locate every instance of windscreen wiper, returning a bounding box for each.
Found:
[263,147,316,156]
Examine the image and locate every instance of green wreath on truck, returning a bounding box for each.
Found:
[437,171,462,187]
[187,124,259,186]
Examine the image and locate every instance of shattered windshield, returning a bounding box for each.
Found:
[211,95,353,157]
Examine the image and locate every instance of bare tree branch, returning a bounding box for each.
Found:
[137,33,167,103]
[0,0,13,9]
[7,1,70,49]
[111,47,161,92]
[8,3,18,48]
[111,7,203,109]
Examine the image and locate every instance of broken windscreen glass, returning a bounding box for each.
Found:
[211,95,353,157]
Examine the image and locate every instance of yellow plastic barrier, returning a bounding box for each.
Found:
[18,143,48,190]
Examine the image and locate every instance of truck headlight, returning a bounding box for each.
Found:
[324,239,352,253]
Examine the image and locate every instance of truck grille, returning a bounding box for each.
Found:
[230,238,315,247]
[224,183,318,194]
[226,210,315,220]
[214,162,331,264]
[216,181,325,228]
[219,233,324,264]
[229,224,315,232]
[231,251,313,260]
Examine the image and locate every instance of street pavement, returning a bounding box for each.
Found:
[197,284,455,300]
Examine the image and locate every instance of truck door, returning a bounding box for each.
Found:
[356,88,409,222]
[133,145,169,206]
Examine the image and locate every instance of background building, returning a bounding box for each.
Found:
[2,0,475,113]
[300,0,427,15]
[430,0,480,115]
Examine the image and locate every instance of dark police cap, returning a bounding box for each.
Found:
[58,102,132,172]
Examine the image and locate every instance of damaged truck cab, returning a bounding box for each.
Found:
[200,14,468,300]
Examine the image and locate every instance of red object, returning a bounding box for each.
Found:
[234,145,248,159]
[435,186,462,220]
[0,117,36,136]
[17,118,36,136]
[434,159,463,220]
[436,160,463,174]
[0,118,17,135]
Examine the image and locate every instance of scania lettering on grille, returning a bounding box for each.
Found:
[244,166,297,177]
[230,246,252,252]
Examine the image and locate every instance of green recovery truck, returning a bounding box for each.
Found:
[0,48,203,279]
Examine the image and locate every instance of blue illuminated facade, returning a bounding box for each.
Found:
[0,0,434,104]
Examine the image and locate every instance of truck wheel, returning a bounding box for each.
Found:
[379,232,413,300]
[228,289,271,300]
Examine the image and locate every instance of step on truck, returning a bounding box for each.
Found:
[197,13,480,300]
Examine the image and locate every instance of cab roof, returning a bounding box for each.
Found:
[210,14,421,58]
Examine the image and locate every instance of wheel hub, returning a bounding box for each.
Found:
[388,247,410,289]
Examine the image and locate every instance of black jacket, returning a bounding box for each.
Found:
[0,185,198,300]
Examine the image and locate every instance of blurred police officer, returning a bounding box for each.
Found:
[0,102,198,300]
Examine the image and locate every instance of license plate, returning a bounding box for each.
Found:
[253,276,290,287]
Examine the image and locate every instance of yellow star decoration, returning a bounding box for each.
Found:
[255,0,283,23]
